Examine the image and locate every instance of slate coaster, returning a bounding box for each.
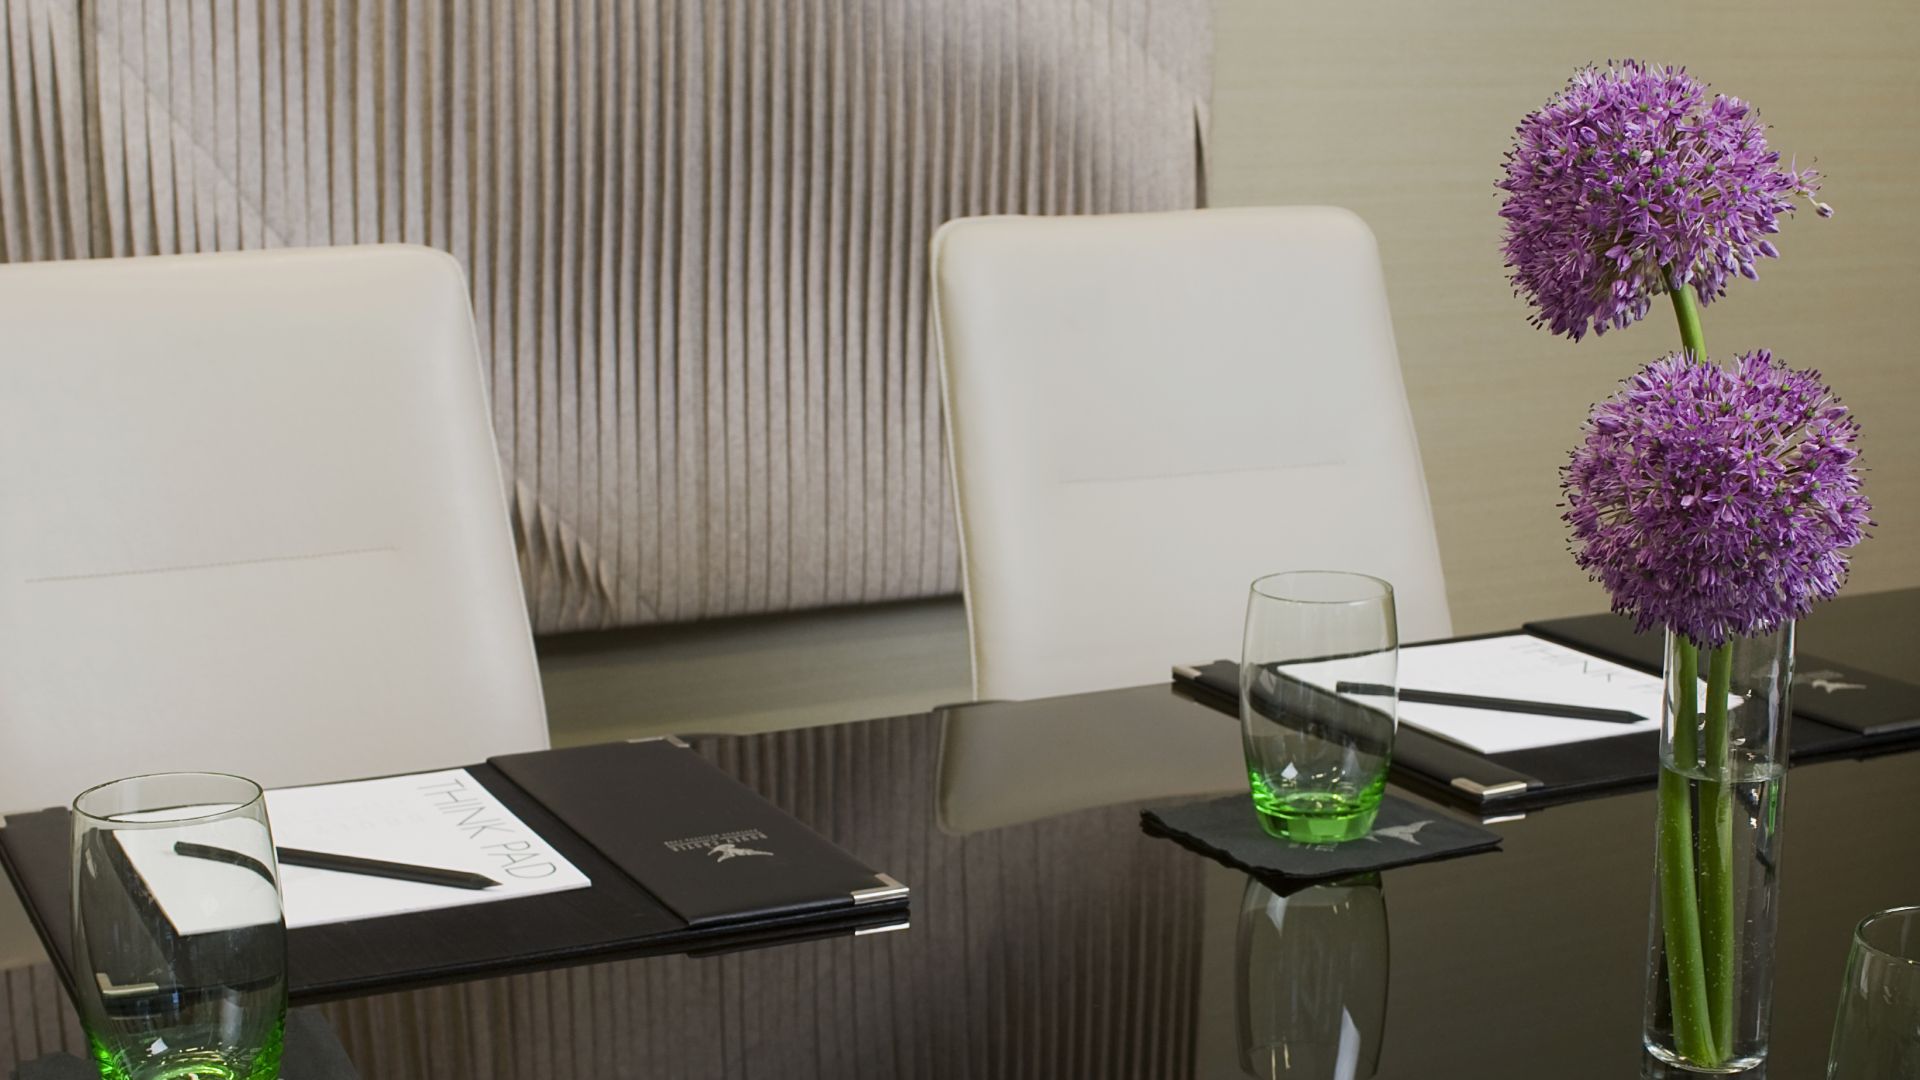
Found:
[1141,794,1501,881]
[11,1007,358,1080]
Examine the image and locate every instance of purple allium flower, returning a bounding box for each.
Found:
[1562,350,1870,645]
[1499,61,1826,341]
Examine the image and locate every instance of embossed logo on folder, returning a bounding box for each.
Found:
[708,843,773,863]
[662,828,772,859]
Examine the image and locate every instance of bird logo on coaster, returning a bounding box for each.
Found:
[708,842,773,863]
[1796,669,1867,694]
[1361,820,1431,845]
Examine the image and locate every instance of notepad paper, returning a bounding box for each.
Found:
[1280,633,1674,755]
[109,813,285,937]
[118,768,590,935]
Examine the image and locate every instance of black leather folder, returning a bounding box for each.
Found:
[1526,612,1920,738]
[1177,619,1920,814]
[1173,661,1564,812]
[0,739,908,1006]
[490,741,904,928]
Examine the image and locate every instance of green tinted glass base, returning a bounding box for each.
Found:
[1250,783,1382,844]
[90,1017,284,1080]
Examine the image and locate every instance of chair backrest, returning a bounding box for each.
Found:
[0,246,550,818]
[0,2,1213,635]
[931,207,1452,701]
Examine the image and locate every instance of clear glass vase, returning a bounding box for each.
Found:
[1643,624,1794,1074]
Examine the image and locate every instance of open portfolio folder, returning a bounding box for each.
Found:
[1276,634,1675,755]
[0,739,911,1002]
[1178,617,1920,811]
[114,769,592,934]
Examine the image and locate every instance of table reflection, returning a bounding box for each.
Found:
[7,663,1920,1078]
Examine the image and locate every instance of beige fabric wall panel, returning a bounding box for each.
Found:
[0,0,1212,632]
[1210,0,1920,634]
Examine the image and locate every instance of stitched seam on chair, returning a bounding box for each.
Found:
[23,546,396,584]
[1057,458,1346,486]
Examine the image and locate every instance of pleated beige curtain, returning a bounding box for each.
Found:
[0,0,1212,633]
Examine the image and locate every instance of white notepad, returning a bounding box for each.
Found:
[117,768,591,934]
[1280,633,1670,755]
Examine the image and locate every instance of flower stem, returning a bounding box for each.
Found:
[1700,643,1738,1058]
[1660,269,1725,1062]
[1667,268,1707,362]
[1660,637,1717,1063]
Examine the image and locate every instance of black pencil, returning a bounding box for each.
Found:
[175,841,500,890]
[1333,681,1646,725]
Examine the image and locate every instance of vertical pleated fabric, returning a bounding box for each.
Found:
[0,0,1212,632]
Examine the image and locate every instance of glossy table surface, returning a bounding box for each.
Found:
[3,590,1917,1079]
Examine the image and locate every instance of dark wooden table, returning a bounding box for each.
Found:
[4,590,1916,1078]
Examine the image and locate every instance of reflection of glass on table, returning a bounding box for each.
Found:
[1237,873,1389,1080]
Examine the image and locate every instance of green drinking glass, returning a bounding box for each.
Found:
[1827,905,1920,1079]
[71,773,288,1080]
[1240,571,1398,844]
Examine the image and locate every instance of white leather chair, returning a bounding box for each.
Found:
[931,207,1452,702]
[0,246,550,967]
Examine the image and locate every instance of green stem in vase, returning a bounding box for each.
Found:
[1659,637,1717,1063]
[1664,263,1734,1060]
[1699,642,1737,1057]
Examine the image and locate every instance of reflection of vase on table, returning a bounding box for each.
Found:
[1236,874,1388,1080]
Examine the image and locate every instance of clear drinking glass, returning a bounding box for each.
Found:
[71,773,288,1080]
[1237,873,1390,1079]
[1240,571,1398,843]
[1827,906,1920,1079]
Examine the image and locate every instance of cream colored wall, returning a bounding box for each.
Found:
[1210,0,1920,634]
